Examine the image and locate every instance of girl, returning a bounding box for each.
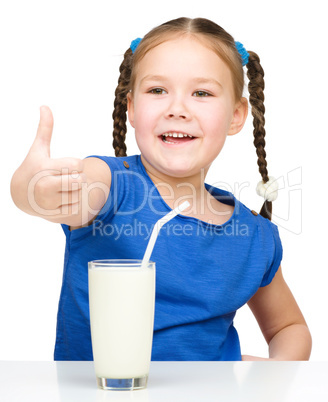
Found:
[11,17,311,361]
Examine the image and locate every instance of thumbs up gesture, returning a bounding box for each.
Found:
[11,106,86,223]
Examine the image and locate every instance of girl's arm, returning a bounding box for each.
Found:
[243,266,312,361]
[11,106,111,228]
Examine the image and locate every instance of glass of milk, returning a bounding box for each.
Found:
[88,259,156,390]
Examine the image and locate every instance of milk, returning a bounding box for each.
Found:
[89,262,155,379]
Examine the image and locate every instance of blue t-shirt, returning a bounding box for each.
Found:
[54,155,283,361]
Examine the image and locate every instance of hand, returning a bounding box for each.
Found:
[11,106,85,220]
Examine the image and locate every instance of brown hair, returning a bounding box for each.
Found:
[112,17,273,220]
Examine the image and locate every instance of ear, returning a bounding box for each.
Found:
[127,92,135,128]
[228,97,248,136]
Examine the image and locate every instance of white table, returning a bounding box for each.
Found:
[1,361,327,401]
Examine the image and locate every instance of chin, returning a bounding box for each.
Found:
[141,149,207,179]
[158,161,202,179]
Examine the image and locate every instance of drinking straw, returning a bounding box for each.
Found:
[141,201,190,268]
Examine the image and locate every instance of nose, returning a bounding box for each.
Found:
[165,95,191,120]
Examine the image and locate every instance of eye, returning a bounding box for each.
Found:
[149,88,167,95]
[193,90,211,97]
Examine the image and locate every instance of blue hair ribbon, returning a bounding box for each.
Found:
[235,41,249,66]
[130,38,142,53]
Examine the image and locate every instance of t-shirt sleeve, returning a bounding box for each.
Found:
[86,155,123,222]
[260,223,283,287]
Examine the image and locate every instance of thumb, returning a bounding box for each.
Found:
[31,105,54,157]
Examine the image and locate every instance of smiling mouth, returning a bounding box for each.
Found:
[161,132,196,144]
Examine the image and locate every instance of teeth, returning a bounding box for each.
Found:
[162,132,194,138]
[163,138,174,144]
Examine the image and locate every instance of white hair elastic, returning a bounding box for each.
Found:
[256,176,279,202]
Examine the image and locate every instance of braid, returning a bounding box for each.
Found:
[246,51,272,220]
[112,48,133,157]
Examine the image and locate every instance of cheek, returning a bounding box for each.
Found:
[133,102,160,150]
[204,102,234,133]
[202,112,231,136]
[200,106,232,154]
[133,101,159,131]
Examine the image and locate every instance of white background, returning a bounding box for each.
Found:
[1,0,327,361]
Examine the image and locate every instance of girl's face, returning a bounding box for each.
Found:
[128,36,247,180]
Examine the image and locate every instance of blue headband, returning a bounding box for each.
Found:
[130,37,249,66]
